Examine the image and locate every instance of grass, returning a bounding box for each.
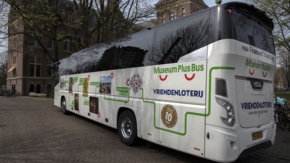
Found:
[275,91,290,101]
[274,91,290,106]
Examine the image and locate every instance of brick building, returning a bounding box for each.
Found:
[155,0,208,24]
[6,18,74,96]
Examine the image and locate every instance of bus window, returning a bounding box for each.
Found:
[209,3,275,55]
[145,10,210,65]
[58,29,154,75]
[231,10,275,54]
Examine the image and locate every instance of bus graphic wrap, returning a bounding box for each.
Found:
[54,2,276,162]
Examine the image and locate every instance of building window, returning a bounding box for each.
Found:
[47,58,52,64]
[182,8,185,17]
[48,39,53,49]
[27,37,35,46]
[47,58,52,77]
[64,39,72,51]
[47,66,51,77]
[13,34,18,48]
[12,84,16,92]
[29,56,35,63]
[170,12,176,21]
[13,69,16,77]
[29,84,34,93]
[36,84,41,93]
[36,56,41,63]
[36,32,42,47]
[12,56,16,65]
[27,32,42,47]
[36,65,41,76]
[30,65,34,76]
[12,23,18,48]
[30,56,41,77]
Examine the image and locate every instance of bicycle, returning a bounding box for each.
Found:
[274,96,290,131]
[5,90,19,97]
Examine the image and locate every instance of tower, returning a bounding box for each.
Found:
[155,0,208,24]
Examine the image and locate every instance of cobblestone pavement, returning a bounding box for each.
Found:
[1,96,290,163]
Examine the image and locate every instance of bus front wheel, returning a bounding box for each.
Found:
[61,97,69,115]
[117,111,138,146]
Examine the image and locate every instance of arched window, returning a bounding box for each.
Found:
[12,84,15,92]
[36,84,41,93]
[29,84,34,93]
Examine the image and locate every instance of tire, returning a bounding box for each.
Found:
[61,97,69,115]
[117,111,139,146]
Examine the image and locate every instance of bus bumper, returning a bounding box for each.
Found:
[237,140,272,159]
[205,120,276,163]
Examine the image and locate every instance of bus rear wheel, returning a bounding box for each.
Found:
[61,98,69,115]
[117,111,138,146]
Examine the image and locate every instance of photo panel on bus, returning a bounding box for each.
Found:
[89,97,99,114]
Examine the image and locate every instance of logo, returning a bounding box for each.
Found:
[184,74,195,81]
[126,78,130,86]
[159,75,168,81]
[241,102,272,109]
[250,80,263,90]
[129,71,143,94]
[249,69,255,75]
[153,89,203,98]
[263,72,268,78]
[161,105,178,128]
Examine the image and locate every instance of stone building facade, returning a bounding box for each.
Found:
[155,0,208,24]
[6,18,74,96]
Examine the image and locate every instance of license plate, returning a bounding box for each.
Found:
[252,131,263,140]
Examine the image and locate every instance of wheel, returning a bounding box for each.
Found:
[61,97,69,115]
[117,111,139,146]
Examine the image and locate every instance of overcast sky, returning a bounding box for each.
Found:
[204,0,246,7]
[153,0,247,7]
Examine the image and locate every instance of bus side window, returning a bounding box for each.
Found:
[248,35,255,46]
[216,78,228,97]
[97,31,152,71]
[146,10,210,65]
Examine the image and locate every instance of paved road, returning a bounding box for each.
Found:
[1,96,290,163]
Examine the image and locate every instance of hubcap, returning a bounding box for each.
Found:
[121,118,132,139]
[61,100,66,112]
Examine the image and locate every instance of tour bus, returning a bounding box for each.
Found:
[54,2,276,162]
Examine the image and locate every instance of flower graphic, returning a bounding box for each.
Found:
[129,71,143,94]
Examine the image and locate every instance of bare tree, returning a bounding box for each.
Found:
[248,0,290,86]
[274,67,287,90]
[0,0,9,49]
[3,0,155,58]
[248,0,290,50]
[276,47,290,87]
[69,0,156,46]
[1,0,155,96]
[0,51,7,86]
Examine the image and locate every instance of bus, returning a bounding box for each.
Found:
[54,2,276,162]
